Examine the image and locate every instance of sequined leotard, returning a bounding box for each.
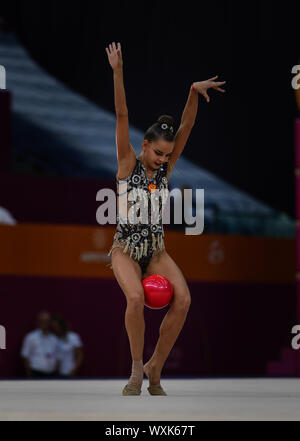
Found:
[108,156,169,275]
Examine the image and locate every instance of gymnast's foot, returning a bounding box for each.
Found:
[143,361,167,396]
[122,360,143,396]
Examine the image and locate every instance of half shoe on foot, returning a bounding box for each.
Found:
[122,384,142,396]
[147,384,167,396]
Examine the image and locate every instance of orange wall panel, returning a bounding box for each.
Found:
[0,224,295,283]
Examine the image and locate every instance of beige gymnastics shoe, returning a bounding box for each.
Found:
[122,384,142,396]
[143,362,167,396]
[147,384,167,396]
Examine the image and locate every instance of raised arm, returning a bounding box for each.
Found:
[105,42,135,176]
[168,76,226,177]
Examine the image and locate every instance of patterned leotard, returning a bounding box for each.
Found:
[108,156,169,275]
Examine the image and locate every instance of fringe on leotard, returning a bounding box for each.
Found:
[106,234,165,271]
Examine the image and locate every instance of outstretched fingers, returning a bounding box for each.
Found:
[106,42,115,53]
[117,42,122,55]
[105,41,123,70]
[212,80,226,92]
[213,85,226,92]
[203,91,210,103]
[208,76,226,86]
[106,41,122,55]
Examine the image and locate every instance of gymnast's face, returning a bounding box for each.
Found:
[142,138,174,171]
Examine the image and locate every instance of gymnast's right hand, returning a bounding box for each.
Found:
[105,42,123,70]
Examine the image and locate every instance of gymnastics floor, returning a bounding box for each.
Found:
[0,378,300,421]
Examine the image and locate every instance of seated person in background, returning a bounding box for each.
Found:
[0,206,16,225]
[21,310,59,378]
[51,315,84,378]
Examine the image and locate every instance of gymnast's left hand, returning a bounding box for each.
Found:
[192,76,226,103]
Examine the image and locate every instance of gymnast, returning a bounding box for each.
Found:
[105,41,225,395]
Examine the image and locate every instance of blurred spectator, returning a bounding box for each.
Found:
[21,310,59,378]
[51,315,83,378]
[0,206,16,225]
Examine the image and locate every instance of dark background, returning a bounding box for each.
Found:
[1,0,299,217]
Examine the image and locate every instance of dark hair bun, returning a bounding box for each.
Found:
[144,114,175,143]
[157,114,174,127]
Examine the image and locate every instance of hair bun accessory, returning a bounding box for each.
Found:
[160,123,173,133]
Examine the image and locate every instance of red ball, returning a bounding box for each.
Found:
[142,274,174,309]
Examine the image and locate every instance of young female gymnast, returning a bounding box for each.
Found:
[105,41,225,395]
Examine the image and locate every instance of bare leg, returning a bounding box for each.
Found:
[143,251,191,387]
[144,300,190,385]
[111,248,145,392]
[124,297,145,362]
